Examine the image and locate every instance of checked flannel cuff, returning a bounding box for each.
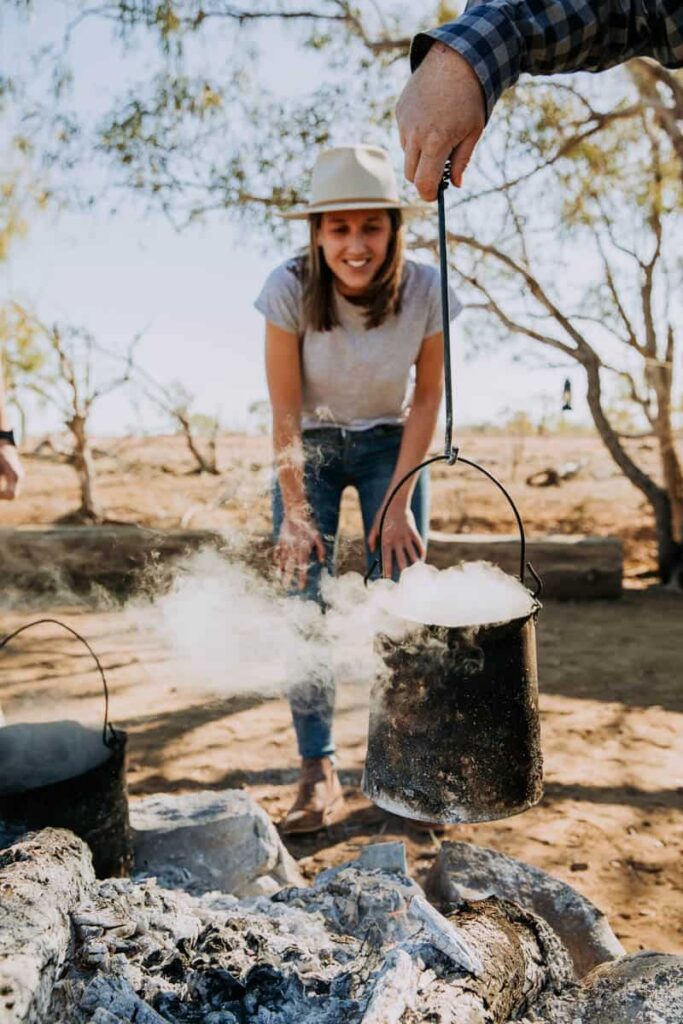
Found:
[411,6,525,122]
[411,0,683,124]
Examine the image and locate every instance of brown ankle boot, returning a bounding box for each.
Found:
[280,757,345,835]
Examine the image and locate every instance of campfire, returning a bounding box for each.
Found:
[1,584,681,1022]
[1,800,681,1024]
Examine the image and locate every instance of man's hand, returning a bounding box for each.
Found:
[0,443,24,500]
[396,41,486,201]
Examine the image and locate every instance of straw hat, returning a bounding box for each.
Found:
[281,145,423,219]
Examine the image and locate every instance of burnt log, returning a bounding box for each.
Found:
[413,897,574,1022]
[0,828,95,1024]
[425,840,624,977]
[0,527,622,601]
[0,526,223,598]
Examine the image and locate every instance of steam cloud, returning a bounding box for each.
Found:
[152,552,394,699]
[150,552,535,700]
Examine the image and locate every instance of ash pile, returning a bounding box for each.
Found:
[1,791,681,1024]
[56,856,474,1024]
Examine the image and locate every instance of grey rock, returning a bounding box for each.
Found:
[425,840,624,977]
[528,951,683,1023]
[578,952,683,1023]
[130,789,304,897]
[358,841,407,875]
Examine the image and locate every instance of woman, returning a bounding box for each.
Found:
[255,145,461,834]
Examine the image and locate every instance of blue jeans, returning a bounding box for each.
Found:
[272,424,429,759]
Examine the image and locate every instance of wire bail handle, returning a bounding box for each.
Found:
[368,158,541,597]
[438,158,457,462]
[0,618,118,748]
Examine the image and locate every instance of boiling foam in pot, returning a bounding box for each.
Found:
[374,560,535,629]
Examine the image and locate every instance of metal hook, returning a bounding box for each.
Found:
[362,155,542,600]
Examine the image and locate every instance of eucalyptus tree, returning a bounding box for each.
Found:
[5,0,683,580]
[429,71,683,584]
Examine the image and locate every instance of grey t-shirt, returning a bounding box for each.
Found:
[254,257,462,431]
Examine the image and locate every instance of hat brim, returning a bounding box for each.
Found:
[279,200,427,220]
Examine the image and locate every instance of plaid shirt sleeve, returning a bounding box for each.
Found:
[411,0,683,120]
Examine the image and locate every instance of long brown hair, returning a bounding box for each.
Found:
[297,208,405,332]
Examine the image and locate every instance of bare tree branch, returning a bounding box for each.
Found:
[593,229,644,356]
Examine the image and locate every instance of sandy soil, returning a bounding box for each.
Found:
[0,431,681,956]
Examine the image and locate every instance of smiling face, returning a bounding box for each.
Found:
[316,208,393,297]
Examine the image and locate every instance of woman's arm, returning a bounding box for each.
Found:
[368,331,444,573]
[265,321,325,588]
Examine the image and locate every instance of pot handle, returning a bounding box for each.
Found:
[366,448,542,598]
[0,618,118,748]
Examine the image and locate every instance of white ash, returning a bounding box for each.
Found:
[408,895,483,976]
[0,720,111,794]
[48,863,479,1024]
[373,559,535,628]
[359,949,418,1024]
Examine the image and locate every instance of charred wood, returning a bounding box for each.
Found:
[0,828,95,1024]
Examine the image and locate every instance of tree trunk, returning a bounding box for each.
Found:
[650,488,683,586]
[67,413,103,521]
[651,352,683,585]
[177,411,219,474]
[582,355,680,583]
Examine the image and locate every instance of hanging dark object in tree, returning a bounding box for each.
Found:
[562,378,572,411]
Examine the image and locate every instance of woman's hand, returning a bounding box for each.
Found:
[275,510,326,590]
[368,504,426,578]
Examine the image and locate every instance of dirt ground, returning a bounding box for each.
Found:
[0,429,667,575]
[1,431,681,956]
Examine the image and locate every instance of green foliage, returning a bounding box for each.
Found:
[0,181,27,263]
[0,303,48,389]
[436,2,461,25]
[189,411,219,435]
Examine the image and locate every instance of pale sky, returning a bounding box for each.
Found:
[2,2,585,438]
